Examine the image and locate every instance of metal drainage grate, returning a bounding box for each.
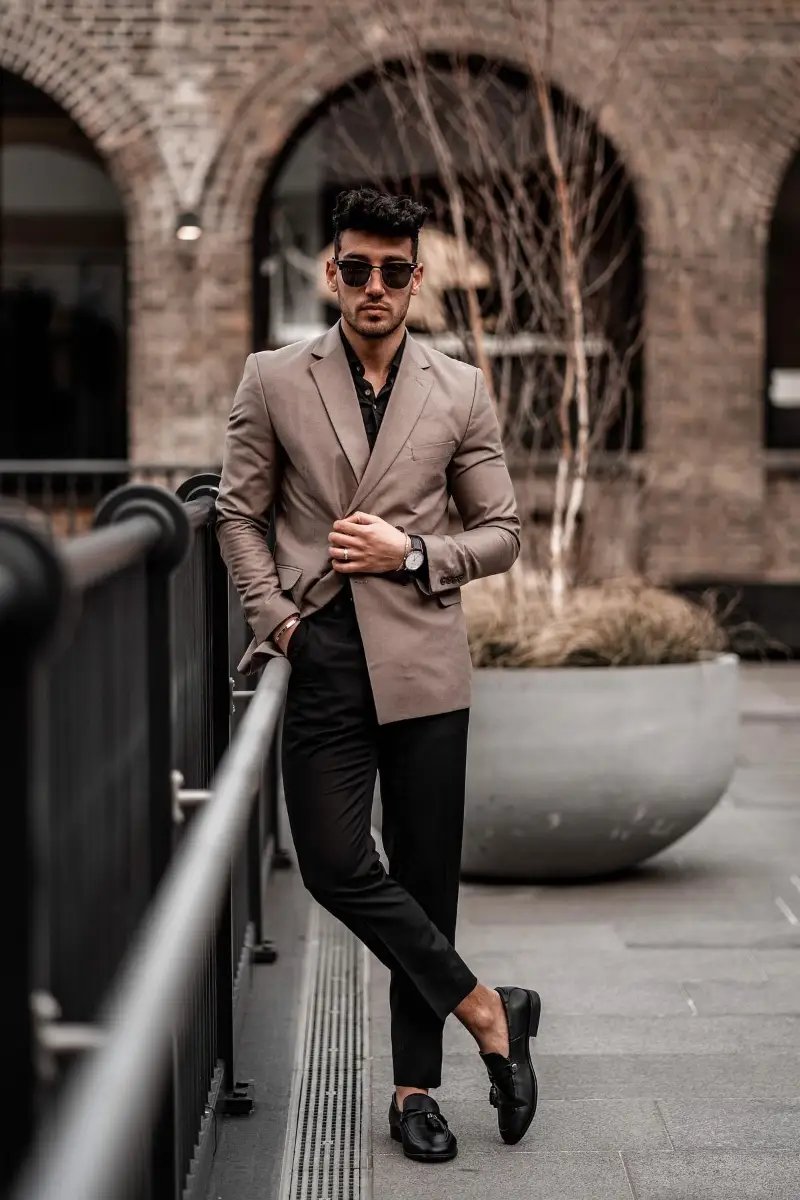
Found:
[279,902,371,1200]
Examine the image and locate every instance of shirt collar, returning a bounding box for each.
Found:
[339,324,407,381]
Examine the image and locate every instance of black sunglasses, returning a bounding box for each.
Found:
[334,258,417,289]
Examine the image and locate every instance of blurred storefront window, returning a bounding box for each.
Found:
[766,149,800,448]
[0,69,127,462]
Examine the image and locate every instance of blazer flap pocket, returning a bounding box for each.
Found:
[436,588,462,606]
[276,563,303,592]
[411,439,457,462]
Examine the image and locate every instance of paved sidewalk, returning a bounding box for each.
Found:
[368,665,800,1199]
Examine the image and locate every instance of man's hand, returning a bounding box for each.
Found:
[328,511,406,573]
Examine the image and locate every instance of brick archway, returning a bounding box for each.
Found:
[733,62,800,237]
[202,26,656,243]
[0,9,169,232]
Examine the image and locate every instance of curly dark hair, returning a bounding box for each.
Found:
[332,187,429,259]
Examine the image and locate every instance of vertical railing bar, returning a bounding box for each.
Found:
[0,523,65,1193]
[208,486,240,1106]
[66,474,78,536]
[146,514,180,1200]
[43,472,54,525]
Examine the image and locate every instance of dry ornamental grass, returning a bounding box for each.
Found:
[462,573,730,669]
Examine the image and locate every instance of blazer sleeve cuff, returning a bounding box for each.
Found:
[411,534,465,596]
[253,596,302,645]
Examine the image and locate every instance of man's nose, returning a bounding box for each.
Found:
[365,269,385,297]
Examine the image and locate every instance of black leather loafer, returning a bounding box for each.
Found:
[479,986,541,1145]
[388,1092,457,1162]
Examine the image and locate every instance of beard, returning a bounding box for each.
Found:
[342,301,409,340]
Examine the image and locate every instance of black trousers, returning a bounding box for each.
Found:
[280,586,478,1087]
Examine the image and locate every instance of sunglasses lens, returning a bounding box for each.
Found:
[337,261,415,288]
[382,263,414,288]
[339,262,372,288]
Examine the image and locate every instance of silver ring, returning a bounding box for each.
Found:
[343,547,349,562]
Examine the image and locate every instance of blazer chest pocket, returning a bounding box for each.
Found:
[276,563,303,594]
[410,439,457,462]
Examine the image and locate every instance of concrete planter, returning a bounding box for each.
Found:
[461,653,739,880]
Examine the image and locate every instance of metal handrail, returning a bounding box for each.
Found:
[63,515,163,590]
[11,655,290,1200]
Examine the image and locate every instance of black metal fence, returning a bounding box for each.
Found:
[1,474,290,1200]
[0,460,222,536]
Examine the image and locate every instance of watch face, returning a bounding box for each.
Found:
[405,549,425,571]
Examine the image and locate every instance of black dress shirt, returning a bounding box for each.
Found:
[340,324,406,450]
[339,325,429,585]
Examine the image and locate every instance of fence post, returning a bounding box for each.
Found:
[0,517,65,1194]
[94,484,190,1200]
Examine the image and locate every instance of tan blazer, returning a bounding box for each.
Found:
[215,320,520,724]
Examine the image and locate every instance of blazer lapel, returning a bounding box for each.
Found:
[350,335,432,512]
[309,323,371,488]
[309,321,433,514]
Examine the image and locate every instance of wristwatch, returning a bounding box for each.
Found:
[403,534,426,572]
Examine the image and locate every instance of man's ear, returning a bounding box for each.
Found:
[410,262,424,296]
[325,257,339,293]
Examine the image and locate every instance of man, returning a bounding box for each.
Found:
[215,187,541,1162]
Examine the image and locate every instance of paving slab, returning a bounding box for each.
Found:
[491,1051,800,1101]
[617,919,800,949]
[667,813,800,865]
[623,1151,800,1199]
[496,1014,800,1056]
[738,664,800,713]
[751,949,800,977]
[737,719,800,764]
[454,920,628,954]
[373,1145,635,1200]
[465,946,769,982]
[683,976,800,1015]
[456,858,795,926]
[727,765,800,809]
[656,1099,800,1151]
